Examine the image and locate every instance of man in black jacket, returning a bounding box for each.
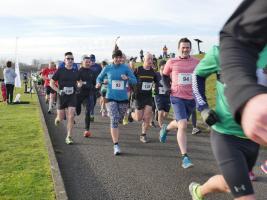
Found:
[220,0,267,146]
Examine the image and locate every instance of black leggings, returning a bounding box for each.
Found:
[76,94,94,131]
[211,130,259,198]
[6,84,14,103]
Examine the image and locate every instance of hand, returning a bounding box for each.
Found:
[201,108,218,126]
[241,94,267,146]
[95,83,101,89]
[58,90,65,96]
[121,74,128,80]
[77,81,83,88]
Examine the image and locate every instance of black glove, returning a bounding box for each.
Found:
[201,108,218,126]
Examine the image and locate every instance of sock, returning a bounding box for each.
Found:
[196,186,203,198]
[182,153,188,158]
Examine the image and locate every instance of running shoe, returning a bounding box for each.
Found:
[127,111,133,122]
[159,124,168,143]
[140,135,149,143]
[114,144,121,155]
[54,118,60,126]
[192,128,201,135]
[65,136,74,145]
[150,121,157,128]
[182,156,194,169]
[249,171,256,181]
[123,116,129,125]
[189,182,204,200]
[84,131,92,138]
[261,160,267,174]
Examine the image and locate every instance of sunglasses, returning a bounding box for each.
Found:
[66,57,74,60]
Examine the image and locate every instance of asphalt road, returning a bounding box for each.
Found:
[39,95,267,200]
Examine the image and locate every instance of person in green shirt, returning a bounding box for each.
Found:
[189,45,267,200]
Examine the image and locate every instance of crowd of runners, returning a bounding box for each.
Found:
[34,35,267,199]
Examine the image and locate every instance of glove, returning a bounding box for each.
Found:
[201,108,218,126]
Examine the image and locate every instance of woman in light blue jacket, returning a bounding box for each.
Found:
[96,49,137,155]
[4,61,17,104]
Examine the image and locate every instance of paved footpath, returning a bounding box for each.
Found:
[39,95,267,200]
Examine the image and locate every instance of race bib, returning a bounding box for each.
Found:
[178,73,192,85]
[112,80,124,90]
[63,87,74,95]
[141,82,152,91]
[159,87,166,95]
[48,74,53,79]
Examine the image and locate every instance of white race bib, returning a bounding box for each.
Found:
[141,82,152,91]
[63,87,74,95]
[48,74,53,79]
[159,87,166,95]
[112,80,124,90]
[178,73,192,85]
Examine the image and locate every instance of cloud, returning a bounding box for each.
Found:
[0,0,243,63]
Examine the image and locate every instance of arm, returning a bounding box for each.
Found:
[162,60,172,91]
[50,70,60,93]
[193,46,220,125]
[220,0,267,145]
[220,0,267,122]
[96,66,107,88]
[126,67,137,85]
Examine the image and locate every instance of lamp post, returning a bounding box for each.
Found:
[194,39,203,54]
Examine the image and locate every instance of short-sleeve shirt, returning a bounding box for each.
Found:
[163,56,199,99]
[52,67,78,90]
[42,67,57,87]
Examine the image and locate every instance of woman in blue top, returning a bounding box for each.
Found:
[96,49,137,155]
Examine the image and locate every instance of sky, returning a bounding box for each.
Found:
[0,0,243,64]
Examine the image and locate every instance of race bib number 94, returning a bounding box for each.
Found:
[112,80,124,90]
[178,73,192,85]
[141,82,153,91]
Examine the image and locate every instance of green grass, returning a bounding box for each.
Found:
[0,87,55,200]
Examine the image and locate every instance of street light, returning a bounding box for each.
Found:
[194,39,203,54]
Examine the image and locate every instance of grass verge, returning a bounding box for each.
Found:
[0,87,55,200]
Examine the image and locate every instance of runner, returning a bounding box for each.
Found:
[220,0,267,146]
[129,52,160,143]
[76,56,96,137]
[50,52,78,145]
[41,61,57,113]
[159,38,199,169]
[189,45,267,200]
[89,54,102,122]
[154,60,170,128]
[99,60,109,117]
[96,49,137,155]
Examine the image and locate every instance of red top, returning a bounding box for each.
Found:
[42,67,57,87]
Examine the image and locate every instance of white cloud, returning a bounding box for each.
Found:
[0,0,243,63]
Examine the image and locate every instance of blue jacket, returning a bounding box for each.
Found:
[96,64,137,101]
